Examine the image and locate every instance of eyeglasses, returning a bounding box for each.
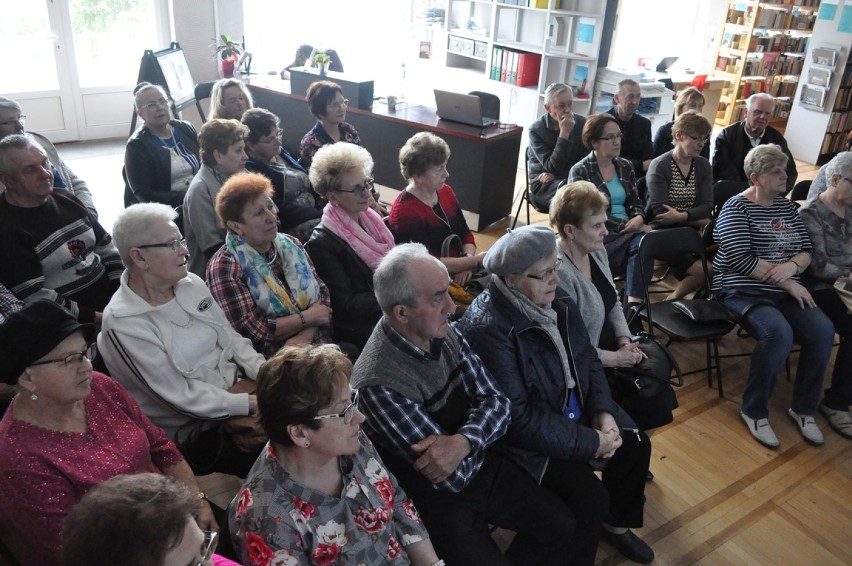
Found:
[552,102,573,110]
[257,129,282,144]
[313,389,360,425]
[139,98,170,112]
[136,238,187,252]
[29,343,96,369]
[193,530,218,566]
[525,258,562,281]
[0,115,25,127]
[598,133,624,142]
[686,134,709,144]
[327,98,349,110]
[334,178,374,195]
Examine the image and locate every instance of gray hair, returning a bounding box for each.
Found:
[133,82,167,111]
[824,151,852,186]
[0,134,44,175]
[743,144,788,179]
[209,78,254,120]
[746,93,775,112]
[112,203,178,269]
[373,243,435,314]
[0,96,22,113]
[544,83,572,106]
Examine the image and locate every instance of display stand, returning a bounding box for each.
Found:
[129,43,196,135]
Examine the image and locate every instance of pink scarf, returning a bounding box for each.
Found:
[321,202,395,271]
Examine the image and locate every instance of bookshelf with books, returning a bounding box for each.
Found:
[817,58,852,163]
[711,0,819,128]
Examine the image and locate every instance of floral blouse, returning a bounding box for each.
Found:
[229,433,429,565]
[298,122,362,170]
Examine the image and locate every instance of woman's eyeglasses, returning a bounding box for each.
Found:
[327,98,350,110]
[525,258,563,281]
[136,238,188,252]
[193,530,218,566]
[686,134,709,144]
[598,133,624,142]
[313,389,360,425]
[29,343,96,369]
[334,179,374,195]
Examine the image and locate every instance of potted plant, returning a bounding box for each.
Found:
[313,51,331,75]
[213,34,243,78]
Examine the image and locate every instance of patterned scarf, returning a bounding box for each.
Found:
[321,202,395,271]
[225,232,321,316]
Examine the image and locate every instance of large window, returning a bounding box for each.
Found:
[0,3,59,93]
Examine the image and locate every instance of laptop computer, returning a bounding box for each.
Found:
[656,56,679,73]
[434,89,498,128]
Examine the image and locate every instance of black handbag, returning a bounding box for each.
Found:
[607,332,681,399]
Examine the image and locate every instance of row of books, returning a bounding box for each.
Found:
[496,0,549,7]
[826,110,850,134]
[832,87,852,111]
[764,76,798,98]
[715,55,742,73]
[752,34,808,54]
[490,47,541,87]
[821,129,851,155]
[743,54,804,77]
[788,9,816,31]
[754,9,788,29]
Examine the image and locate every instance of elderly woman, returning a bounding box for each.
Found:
[652,87,709,159]
[645,110,714,299]
[125,82,200,207]
[298,80,362,170]
[305,143,394,349]
[209,78,254,121]
[552,181,678,432]
[98,203,265,477]
[184,119,249,277]
[0,300,215,566]
[64,473,238,566]
[390,132,484,286]
[569,113,650,306]
[206,172,332,357]
[242,107,322,241]
[713,144,834,449]
[229,344,439,565]
[799,151,852,440]
[457,225,654,565]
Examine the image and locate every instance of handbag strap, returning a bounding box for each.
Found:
[441,233,463,257]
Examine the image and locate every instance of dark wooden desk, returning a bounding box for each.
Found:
[248,79,522,230]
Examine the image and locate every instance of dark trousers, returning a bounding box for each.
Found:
[383,449,575,566]
[813,288,852,409]
[600,429,652,528]
[180,425,262,478]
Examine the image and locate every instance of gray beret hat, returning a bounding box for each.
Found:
[483,225,556,276]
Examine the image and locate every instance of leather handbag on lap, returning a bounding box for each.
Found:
[223,378,267,453]
[607,332,681,399]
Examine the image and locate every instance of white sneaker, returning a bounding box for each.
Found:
[819,404,852,440]
[740,411,780,449]
[788,409,825,446]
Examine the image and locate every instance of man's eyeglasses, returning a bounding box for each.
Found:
[136,238,187,252]
[0,115,25,127]
[598,133,624,142]
[313,389,360,425]
[552,102,573,110]
[29,343,95,369]
[525,258,563,281]
[334,179,374,195]
[193,530,218,566]
[686,134,709,144]
[327,98,349,110]
[140,98,170,112]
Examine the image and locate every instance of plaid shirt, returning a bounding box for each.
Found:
[358,321,511,493]
[0,282,23,324]
[205,239,331,356]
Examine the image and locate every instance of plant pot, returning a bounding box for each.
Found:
[220,54,239,78]
[317,61,329,76]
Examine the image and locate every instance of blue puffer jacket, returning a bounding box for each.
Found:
[457,281,635,483]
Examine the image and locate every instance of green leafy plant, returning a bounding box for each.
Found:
[213,34,243,60]
[313,52,331,64]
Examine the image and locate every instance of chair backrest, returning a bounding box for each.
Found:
[712,180,749,217]
[636,175,649,213]
[468,90,500,120]
[790,179,812,201]
[194,81,217,122]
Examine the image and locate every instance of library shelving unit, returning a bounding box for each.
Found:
[817,57,852,164]
[710,0,820,129]
[443,0,607,127]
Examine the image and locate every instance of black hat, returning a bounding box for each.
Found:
[0,300,96,385]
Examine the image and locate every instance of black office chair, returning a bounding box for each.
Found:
[790,179,812,201]
[194,81,217,122]
[712,180,749,217]
[469,90,500,121]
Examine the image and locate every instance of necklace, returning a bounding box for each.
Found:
[264,245,278,265]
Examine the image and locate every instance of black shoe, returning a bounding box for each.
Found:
[645,470,654,483]
[603,529,655,564]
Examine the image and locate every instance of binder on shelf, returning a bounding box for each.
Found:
[501,49,509,82]
[516,52,542,87]
[508,50,518,84]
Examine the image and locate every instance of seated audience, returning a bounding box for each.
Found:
[305,143,393,349]
[299,80,361,170]
[0,300,214,566]
[125,82,200,207]
[351,243,580,565]
[712,144,834,449]
[64,473,236,566]
[527,82,588,211]
[712,93,797,192]
[207,172,331,357]
[646,111,714,299]
[209,78,254,121]
[242,107,322,241]
[568,113,651,306]
[0,96,98,216]
[280,43,315,79]
[799,151,852,439]
[457,226,655,564]
[652,87,710,159]
[0,135,122,322]
[184,119,249,277]
[551,182,678,433]
[390,132,484,286]
[806,150,851,202]
[229,344,440,565]
[98,203,265,476]
[607,79,653,177]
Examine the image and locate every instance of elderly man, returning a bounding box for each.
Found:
[0,135,121,323]
[607,79,653,178]
[351,243,577,565]
[713,92,797,192]
[0,96,98,217]
[527,82,588,211]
